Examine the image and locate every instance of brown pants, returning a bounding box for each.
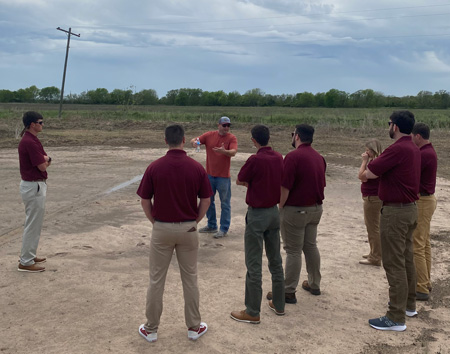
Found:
[380,204,417,323]
[362,195,382,264]
[413,195,437,294]
[281,205,322,293]
[144,221,201,332]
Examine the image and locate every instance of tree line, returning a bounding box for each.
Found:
[1,86,449,109]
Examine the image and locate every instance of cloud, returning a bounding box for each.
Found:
[391,51,450,74]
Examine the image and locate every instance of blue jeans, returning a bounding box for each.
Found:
[206,175,231,232]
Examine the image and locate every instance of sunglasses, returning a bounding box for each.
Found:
[388,121,393,126]
[35,121,44,125]
[222,124,231,127]
[291,132,296,137]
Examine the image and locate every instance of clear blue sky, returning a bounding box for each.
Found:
[1,0,450,98]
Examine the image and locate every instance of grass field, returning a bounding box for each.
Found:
[1,104,449,178]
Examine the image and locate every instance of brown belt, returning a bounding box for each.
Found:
[382,202,415,207]
[420,192,432,196]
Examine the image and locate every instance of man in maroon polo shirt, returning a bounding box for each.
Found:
[230,125,285,324]
[276,124,326,304]
[18,111,52,273]
[362,110,420,332]
[411,123,438,302]
[136,124,212,343]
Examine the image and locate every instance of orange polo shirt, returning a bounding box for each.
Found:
[198,131,238,178]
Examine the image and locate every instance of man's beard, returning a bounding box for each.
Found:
[291,139,296,148]
[389,128,395,139]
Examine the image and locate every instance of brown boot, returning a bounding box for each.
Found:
[18,263,45,272]
[266,291,297,304]
[230,310,260,324]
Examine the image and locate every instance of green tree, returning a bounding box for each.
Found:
[86,88,110,104]
[324,89,348,108]
[134,89,158,105]
[39,86,60,102]
[0,89,14,102]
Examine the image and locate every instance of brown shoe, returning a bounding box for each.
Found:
[230,310,260,324]
[359,259,381,266]
[34,257,47,263]
[268,300,285,316]
[18,263,45,272]
[302,280,321,295]
[266,291,297,304]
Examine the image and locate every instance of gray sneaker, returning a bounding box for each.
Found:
[199,226,217,233]
[213,230,227,238]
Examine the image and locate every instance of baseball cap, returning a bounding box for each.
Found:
[218,116,231,124]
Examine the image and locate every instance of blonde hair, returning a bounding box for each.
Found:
[365,139,382,158]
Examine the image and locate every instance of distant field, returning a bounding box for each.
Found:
[1,103,450,129]
[1,104,449,178]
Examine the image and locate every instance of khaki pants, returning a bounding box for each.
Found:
[144,221,201,332]
[281,205,322,293]
[363,196,382,264]
[20,180,47,266]
[380,204,417,323]
[413,195,437,294]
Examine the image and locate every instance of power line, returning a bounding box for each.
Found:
[73,3,450,29]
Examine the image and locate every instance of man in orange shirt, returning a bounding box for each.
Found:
[191,117,238,238]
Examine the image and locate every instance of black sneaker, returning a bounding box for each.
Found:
[369,316,406,331]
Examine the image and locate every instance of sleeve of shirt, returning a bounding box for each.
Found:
[281,153,296,190]
[237,156,254,183]
[368,145,398,177]
[229,135,238,150]
[198,132,211,145]
[28,141,46,167]
[136,167,154,199]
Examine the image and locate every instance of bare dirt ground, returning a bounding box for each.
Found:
[1,124,450,354]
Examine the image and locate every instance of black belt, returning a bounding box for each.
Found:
[382,202,415,207]
[420,192,432,196]
[25,179,47,182]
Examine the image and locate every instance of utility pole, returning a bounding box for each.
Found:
[57,27,80,118]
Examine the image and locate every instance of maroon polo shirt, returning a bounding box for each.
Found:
[419,143,437,195]
[282,144,326,207]
[368,136,420,203]
[136,149,212,222]
[361,178,379,197]
[18,131,48,181]
[237,146,283,208]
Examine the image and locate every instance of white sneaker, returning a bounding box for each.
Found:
[213,230,227,239]
[406,309,418,317]
[188,322,208,340]
[139,324,157,343]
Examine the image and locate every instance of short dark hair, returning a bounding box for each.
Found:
[390,110,415,134]
[251,124,270,146]
[412,122,430,140]
[295,124,314,144]
[23,111,43,128]
[165,124,184,147]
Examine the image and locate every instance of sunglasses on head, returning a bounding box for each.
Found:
[222,123,231,127]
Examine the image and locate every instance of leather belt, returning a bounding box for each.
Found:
[419,192,432,196]
[26,179,47,182]
[382,202,415,207]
